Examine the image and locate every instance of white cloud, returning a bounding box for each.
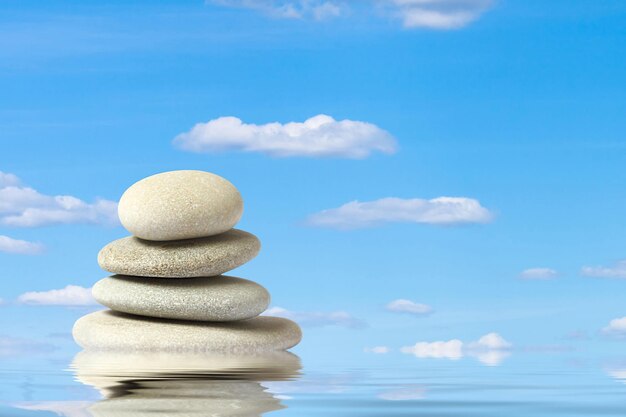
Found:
[264,306,366,328]
[14,402,93,417]
[173,114,397,159]
[468,332,512,350]
[401,333,511,366]
[209,0,493,29]
[401,339,464,359]
[307,197,493,229]
[465,332,512,365]
[381,0,494,29]
[0,235,44,255]
[17,285,95,306]
[364,346,390,354]
[386,299,433,316]
[519,267,558,280]
[0,172,118,227]
[210,1,344,20]
[0,171,20,187]
[603,317,626,337]
[581,260,626,279]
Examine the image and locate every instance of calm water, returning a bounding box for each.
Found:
[2,349,626,416]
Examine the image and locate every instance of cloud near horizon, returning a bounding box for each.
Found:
[401,332,512,366]
[602,317,626,337]
[211,0,343,20]
[519,267,558,280]
[386,299,433,316]
[307,197,493,229]
[364,346,391,354]
[0,235,44,255]
[581,260,626,279]
[17,285,96,306]
[173,114,397,159]
[264,306,366,328]
[0,171,118,228]
[208,0,494,29]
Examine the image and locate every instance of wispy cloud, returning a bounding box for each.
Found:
[209,0,494,29]
[382,0,494,30]
[0,235,44,255]
[602,317,626,337]
[307,197,493,229]
[563,330,589,341]
[0,336,56,357]
[401,332,512,366]
[264,306,366,328]
[386,299,433,316]
[210,0,344,20]
[0,171,118,227]
[519,267,558,280]
[581,260,626,279]
[17,285,95,306]
[364,346,390,354]
[173,114,397,159]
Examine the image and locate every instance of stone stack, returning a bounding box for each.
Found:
[73,170,302,352]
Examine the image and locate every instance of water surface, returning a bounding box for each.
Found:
[2,349,626,416]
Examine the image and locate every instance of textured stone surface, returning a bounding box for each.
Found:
[73,310,302,352]
[93,275,270,321]
[98,229,260,278]
[118,170,244,241]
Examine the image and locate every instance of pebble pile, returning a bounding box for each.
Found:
[73,170,302,352]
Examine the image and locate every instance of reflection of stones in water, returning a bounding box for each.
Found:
[89,381,283,417]
[471,349,510,366]
[70,350,302,417]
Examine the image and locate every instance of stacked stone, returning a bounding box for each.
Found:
[73,170,302,352]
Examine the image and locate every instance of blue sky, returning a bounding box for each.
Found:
[2,0,626,366]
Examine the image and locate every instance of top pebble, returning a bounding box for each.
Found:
[118,170,243,241]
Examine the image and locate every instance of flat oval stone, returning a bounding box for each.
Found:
[73,310,302,352]
[118,170,244,241]
[98,229,261,278]
[93,275,270,321]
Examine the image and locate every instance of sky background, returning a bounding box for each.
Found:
[2,0,626,368]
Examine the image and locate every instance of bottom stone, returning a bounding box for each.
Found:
[73,310,302,352]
